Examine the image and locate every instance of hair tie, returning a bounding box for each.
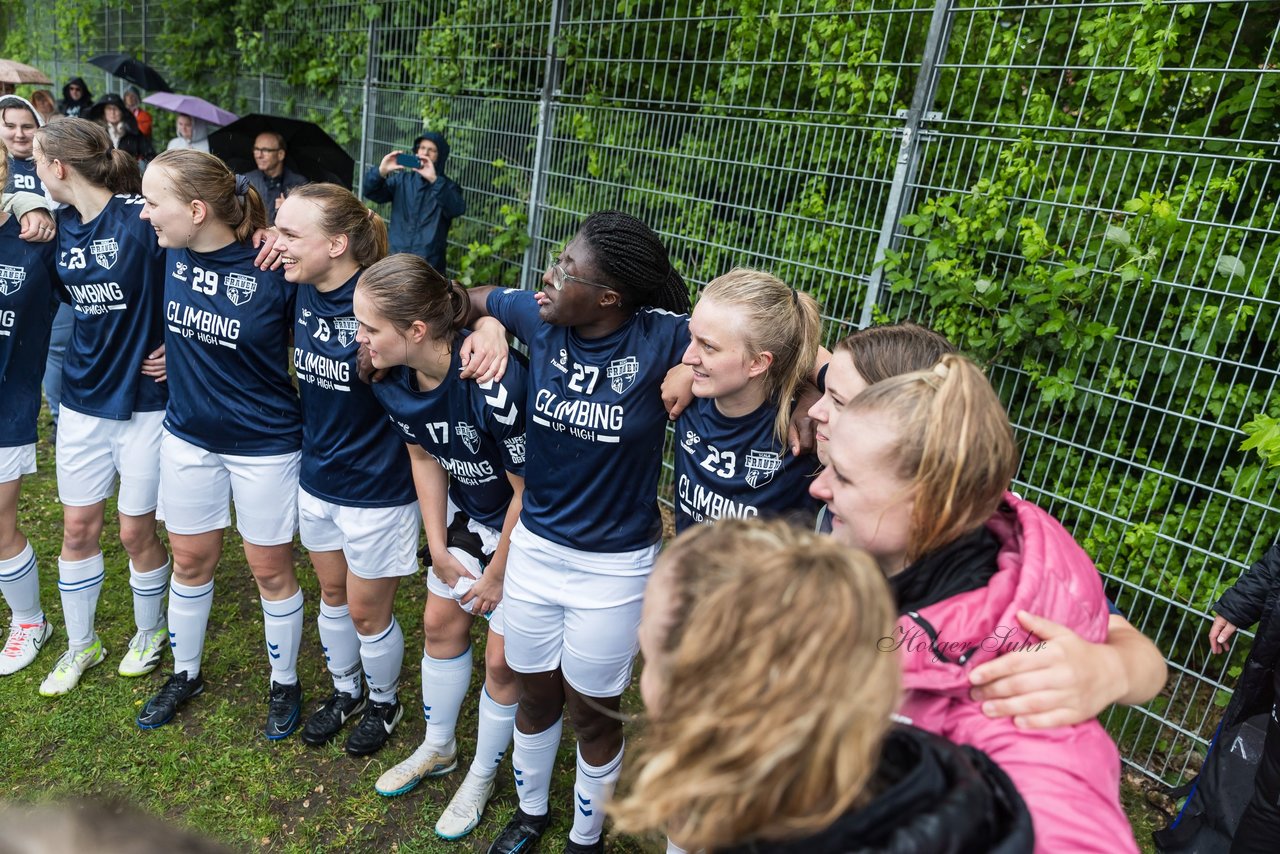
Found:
[790,286,799,306]
[234,174,250,197]
[366,207,375,220]
[932,361,950,378]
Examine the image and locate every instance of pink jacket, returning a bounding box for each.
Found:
[893,493,1138,853]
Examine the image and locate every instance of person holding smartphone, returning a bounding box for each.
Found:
[362,133,465,276]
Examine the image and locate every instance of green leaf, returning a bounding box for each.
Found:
[1215,254,1247,278]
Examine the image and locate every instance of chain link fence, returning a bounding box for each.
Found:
[6,0,1280,788]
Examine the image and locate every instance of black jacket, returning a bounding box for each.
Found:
[1154,543,1280,850]
[59,77,94,118]
[721,725,1034,854]
[1213,543,1280,726]
[85,94,155,162]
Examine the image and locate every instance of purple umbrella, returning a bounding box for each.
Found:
[142,92,238,127]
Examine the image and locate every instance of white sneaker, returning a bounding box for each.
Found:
[435,769,496,839]
[0,620,53,676]
[118,624,168,677]
[374,739,457,797]
[39,637,106,696]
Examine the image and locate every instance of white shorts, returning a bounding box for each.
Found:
[0,444,36,485]
[299,488,420,580]
[425,507,506,635]
[157,430,299,546]
[56,408,163,515]
[501,522,659,697]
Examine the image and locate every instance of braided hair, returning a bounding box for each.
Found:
[577,211,691,314]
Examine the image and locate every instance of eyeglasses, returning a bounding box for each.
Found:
[545,249,613,292]
[253,146,282,154]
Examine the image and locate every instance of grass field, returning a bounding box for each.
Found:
[0,409,1173,851]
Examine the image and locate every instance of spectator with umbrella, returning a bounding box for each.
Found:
[29,90,58,123]
[123,88,152,139]
[245,131,305,224]
[143,92,238,154]
[166,114,213,153]
[86,94,154,166]
[58,78,93,118]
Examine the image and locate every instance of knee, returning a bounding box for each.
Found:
[485,645,516,691]
[118,523,157,558]
[567,700,622,748]
[422,611,457,648]
[61,515,100,554]
[316,579,347,607]
[349,610,389,637]
[252,568,298,599]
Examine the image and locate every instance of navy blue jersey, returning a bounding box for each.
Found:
[674,396,820,532]
[55,194,167,420]
[0,216,59,446]
[294,274,415,508]
[487,289,690,552]
[162,241,301,455]
[371,334,528,530]
[5,158,44,196]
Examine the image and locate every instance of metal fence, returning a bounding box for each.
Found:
[7,0,1280,788]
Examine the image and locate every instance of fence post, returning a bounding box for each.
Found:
[858,0,954,329]
[356,8,378,198]
[519,0,566,290]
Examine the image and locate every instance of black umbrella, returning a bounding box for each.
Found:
[208,114,355,188]
[88,53,171,92]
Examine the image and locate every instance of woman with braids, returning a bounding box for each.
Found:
[462,210,692,854]
[611,519,1033,853]
[30,118,172,697]
[811,353,1140,852]
[673,268,822,532]
[266,187,419,757]
[134,149,306,738]
[354,254,526,840]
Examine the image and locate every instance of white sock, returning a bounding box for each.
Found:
[422,645,472,749]
[666,841,691,854]
[469,684,517,779]
[569,743,624,845]
[129,559,170,633]
[318,600,362,697]
[358,617,404,704]
[512,717,563,817]
[169,577,214,677]
[0,543,43,624]
[58,552,104,651]
[261,589,303,685]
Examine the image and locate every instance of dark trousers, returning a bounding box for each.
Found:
[1233,676,1280,853]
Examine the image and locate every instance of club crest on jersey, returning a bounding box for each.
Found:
[504,435,526,465]
[224,272,258,306]
[0,265,26,296]
[456,422,480,454]
[680,429,701,454]
[551,348,569,374]
[172,261,189,281]
[334,316,358,347]
[607,356,639,394]
[90,238,119,270]
[744,449,783,489]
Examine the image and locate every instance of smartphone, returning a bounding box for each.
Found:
[395,153,421,169]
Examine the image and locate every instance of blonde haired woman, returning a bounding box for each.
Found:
[612,518,1032,852]
[674,269,822,531]
[812,354,1140,852]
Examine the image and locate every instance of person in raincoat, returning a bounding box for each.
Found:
[362,131,465,275]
